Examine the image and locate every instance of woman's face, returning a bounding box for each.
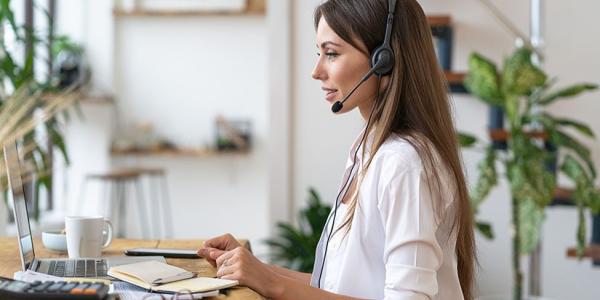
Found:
[312,17,380,117]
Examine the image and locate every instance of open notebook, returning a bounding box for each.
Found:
[108,261,238,293]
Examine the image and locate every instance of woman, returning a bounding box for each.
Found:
[197,0,475,299]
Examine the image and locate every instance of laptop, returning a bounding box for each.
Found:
[3,141,165,278]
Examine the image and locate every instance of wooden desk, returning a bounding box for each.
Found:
[0,237,263,299]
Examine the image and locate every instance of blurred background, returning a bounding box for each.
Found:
[0,0,599,299]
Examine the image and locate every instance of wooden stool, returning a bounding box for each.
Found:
[77,169,150,238]
[130,167,174,238]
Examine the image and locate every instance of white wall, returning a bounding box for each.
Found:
[52,0,273,257]
[112,14,270,244]
[292,0,600,298]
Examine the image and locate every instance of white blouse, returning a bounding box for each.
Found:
[310,131,464,300]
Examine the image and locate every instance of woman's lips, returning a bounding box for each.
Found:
[322,88,338,101]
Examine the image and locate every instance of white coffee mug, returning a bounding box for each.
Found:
[65,216,113,258]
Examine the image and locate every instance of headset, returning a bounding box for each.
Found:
[331,0,397,113]
[318,0,398,289]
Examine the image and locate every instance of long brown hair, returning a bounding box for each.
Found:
[314,0,475,299]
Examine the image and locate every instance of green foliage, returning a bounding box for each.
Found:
[52,35,84,58]
[264,188,331,273]
[464,53,503,106]
[517,196,545,254]
[460,47,600,259]
[1,0,79,216]
[476,221,494,240]
[470,145,498,213]
[501,48,547,97]
[561,155,600,255]
[539,83,598,105]
[458,132,477,148]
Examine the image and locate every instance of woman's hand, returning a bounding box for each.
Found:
[197,233,242,267]
[215,246,281,298]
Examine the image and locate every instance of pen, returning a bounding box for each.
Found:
[151,271,196,285]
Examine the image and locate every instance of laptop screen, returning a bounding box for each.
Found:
[3,142,35,270]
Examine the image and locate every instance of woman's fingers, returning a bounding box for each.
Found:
[216,262,234,278]
[196,248,211,258]
[203,233,240,251]
[209,249,227,260]
[197,247,225,258]
[216,249,236,267]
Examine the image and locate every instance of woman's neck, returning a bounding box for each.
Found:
[358,99,375,121]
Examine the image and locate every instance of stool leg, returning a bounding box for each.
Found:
[160,175,174,238]
[117,180,127,237]
[135,179,150,239]
[149,175,162,238]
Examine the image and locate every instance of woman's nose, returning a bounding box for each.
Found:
[312,60,326,80]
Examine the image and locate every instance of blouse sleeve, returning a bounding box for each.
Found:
[376,154,444,300]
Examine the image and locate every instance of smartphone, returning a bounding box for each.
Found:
[124,248,200,258]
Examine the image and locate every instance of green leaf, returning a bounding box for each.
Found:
[464,53,503,106]
[47,120,71,165]
[561,155,587,184]
[502,47,547,96]
[1,0,20,39]
[518,197,545,254]
[476,221,494,239]
[549,130,596,178]
[539,83,598,105]
[561,155,600,215]
[264,187,331,272]
[470,146,498,212]
[575,203,586,259]
[505,95,520,127]
[458,132,478,148]
[1,48,20,85]
[555,118,595,138]
[507,158,554,209]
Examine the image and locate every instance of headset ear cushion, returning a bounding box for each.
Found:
[371,46,394,76]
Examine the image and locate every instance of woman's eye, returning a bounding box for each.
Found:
[325,52,339,60]
[316,51,339,59]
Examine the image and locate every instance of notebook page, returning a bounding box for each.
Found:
[109,261,188,284]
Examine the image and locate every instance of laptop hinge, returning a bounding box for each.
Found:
[30,260,39,271]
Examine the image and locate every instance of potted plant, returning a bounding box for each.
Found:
[1,0,84,220]
[459,47,600,300]
[264,188,331,272]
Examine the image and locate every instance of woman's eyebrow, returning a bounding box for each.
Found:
[316,41,342,48]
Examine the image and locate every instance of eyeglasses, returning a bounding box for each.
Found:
[141,289,196,300]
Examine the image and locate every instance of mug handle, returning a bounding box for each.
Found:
[102,220,114,248]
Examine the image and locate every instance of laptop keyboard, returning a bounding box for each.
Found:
[44,259,107,277]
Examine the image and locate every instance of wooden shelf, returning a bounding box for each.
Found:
[114,0,265,17]
[554,187,574,200]
[110,147,249,157]
[566,244,600,260]
[444,71,465,85]
[427,15,451,27]
[489,129,549,142]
